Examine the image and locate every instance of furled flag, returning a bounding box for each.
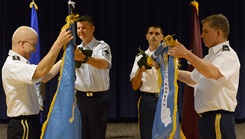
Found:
[29,2,40,64]
[151,35,184,139]
[181,1,203,139]
[40,12,81,139]
[29,1,45,124]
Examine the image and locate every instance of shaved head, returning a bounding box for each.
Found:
[12,26,38,48]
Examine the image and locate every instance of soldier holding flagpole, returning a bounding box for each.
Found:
[75,15,112,139]
[169,14,240,139]
[2,25,73,139]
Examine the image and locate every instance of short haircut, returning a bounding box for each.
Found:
[77,15,94,26]
[201,14,230,39]
[147,25,163,34]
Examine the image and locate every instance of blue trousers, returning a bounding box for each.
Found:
[138,92,158,139]
[199,110,236,139]
[7,114,41,139]
[76,91,110,139]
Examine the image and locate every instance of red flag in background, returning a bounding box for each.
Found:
[181,1,203,139]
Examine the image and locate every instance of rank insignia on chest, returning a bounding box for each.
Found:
[222,45,230,51]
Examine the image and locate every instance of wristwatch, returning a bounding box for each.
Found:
[83,55,89,63]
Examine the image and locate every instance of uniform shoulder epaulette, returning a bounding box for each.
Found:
[98,41,102,44]
[222,45,230,51]
[12,55,20,61]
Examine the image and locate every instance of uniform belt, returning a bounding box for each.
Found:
[10,114,40,120]
[76,90,108,97]
[142,92,159,97]
[198,110,234,117]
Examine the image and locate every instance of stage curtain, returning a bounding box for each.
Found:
[1,0,244,122]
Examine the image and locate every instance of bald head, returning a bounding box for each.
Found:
[12,26,38,48]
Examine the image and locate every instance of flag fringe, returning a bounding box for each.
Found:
[165,36,186,139]
[40,44,67,139]
[168,58,178,138]
[40,13,80,139]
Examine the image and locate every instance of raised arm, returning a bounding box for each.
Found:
[168,40,222,80]
[33,28,73,79]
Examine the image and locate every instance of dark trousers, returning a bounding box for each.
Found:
[138,92,158,139]
[199,110,236,139]
[7,114,41,139]
[76,91,110,139]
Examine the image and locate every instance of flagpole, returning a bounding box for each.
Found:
[68,0,76,47]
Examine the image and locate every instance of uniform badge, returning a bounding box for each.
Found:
[222,45,230,51]
[102,47,110,59]
[12,55,20,61]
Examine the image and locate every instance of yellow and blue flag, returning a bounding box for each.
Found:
[40,15,82,139]
[151,37,183,139]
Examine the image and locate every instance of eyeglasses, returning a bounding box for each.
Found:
[18,40,37,48]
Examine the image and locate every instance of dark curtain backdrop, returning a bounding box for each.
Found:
[1,0,245,122]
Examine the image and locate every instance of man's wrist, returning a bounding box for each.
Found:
[185,50,193,63]
[83,55,89,63]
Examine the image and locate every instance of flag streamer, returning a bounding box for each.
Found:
[151,35,185,139]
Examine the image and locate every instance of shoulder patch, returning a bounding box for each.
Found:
[12,55,20,61]
[222,45,230,51]
[102,47,110,59]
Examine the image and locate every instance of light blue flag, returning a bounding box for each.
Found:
[151,41,181,139]
[41,29,82,139]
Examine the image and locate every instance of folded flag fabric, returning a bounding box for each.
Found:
[151,36,185,139]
